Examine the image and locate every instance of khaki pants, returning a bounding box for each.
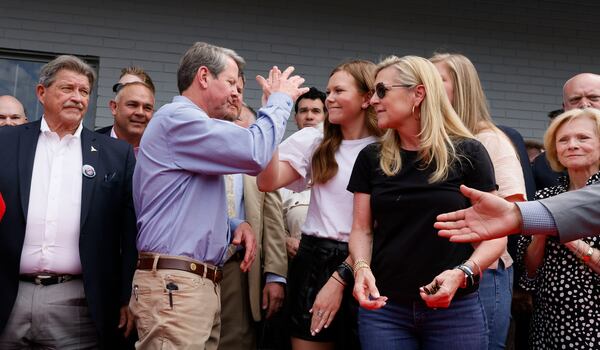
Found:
[130,263,221,350]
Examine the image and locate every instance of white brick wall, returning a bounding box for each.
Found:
[1,0,599,139]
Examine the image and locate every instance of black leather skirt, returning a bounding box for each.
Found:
[287,234,359,348]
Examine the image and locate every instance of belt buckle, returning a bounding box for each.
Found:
[34,275,53,285]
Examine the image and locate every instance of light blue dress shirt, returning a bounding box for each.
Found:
[515,201,558,237]
[133,93,293,266]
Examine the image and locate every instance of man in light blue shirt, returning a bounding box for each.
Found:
[129,42,308,350]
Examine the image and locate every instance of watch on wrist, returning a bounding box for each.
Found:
[336,262,354,285]
[455,264,480,289]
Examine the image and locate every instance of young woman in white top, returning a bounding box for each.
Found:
[257,60,382,350]
[430,53,526,350]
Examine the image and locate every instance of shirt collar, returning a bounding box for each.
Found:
[40,115,83,139]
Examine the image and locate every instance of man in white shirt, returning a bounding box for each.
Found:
[0,55,137,349]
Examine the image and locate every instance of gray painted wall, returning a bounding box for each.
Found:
[1,0,599,139]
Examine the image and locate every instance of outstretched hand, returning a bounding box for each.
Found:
[435,185,522,243]
[256,66,309,105]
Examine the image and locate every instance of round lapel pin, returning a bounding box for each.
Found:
[82,164,96,178]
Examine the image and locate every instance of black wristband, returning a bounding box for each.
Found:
[336,262,354,285]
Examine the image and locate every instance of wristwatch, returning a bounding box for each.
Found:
[455,264,480,289]
[336,262,354,286]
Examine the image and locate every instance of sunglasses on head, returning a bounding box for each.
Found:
[112,83,124,93]
[374,82,413,99]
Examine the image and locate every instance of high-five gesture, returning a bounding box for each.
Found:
[256,66,309,105]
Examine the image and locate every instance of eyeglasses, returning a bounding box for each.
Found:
[374,82,413,99]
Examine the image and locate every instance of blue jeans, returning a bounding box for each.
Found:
[479,262,513,350]
[358,292,488,350]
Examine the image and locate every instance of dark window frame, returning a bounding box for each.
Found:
[0,48,100,129]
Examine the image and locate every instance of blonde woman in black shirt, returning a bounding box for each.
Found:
[348,55,505,350]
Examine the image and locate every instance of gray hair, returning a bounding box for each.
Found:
[39,55,96,89]
[177,42,245,94]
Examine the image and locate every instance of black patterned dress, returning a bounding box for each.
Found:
[516,172,600,349]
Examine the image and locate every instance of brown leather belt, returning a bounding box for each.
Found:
[137,256,223,283]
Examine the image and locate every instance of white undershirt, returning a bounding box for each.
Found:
[20,117,84,275]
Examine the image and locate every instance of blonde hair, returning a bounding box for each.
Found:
[311,60,382,184]
[429,53,499,135]
[376,55,474,183]
[544,108,600,172]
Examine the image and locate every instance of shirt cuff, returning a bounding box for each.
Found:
[515,201,558,237]
[265,272,286,284]
[266,92,293,110]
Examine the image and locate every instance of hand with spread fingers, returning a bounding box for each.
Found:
[309,277,344,336]
[256,66,309,106]
[435,185,522,243]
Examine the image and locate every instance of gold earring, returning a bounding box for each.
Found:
[411,105,415,115]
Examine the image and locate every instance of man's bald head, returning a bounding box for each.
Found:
[0,95,27,127]
[563,73,600,111]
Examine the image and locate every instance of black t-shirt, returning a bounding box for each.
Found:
[347,139,496,303]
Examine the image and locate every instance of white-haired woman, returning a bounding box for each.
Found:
[516,108,600,349]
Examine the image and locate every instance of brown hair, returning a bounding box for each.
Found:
[39,55,96,89]
[310,60,382,184]
[120,66,156,93]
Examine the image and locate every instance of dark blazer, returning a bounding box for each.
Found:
[95,124,113,135]
[0,120,138,347]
